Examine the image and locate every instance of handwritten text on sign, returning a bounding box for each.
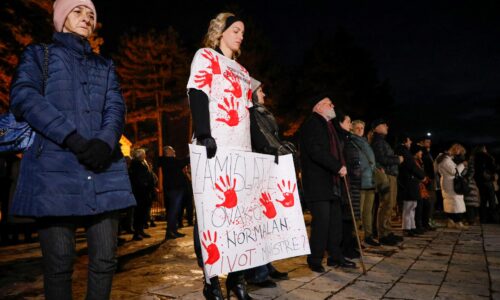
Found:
[189,144,310,277]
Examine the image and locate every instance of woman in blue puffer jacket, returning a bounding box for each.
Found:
[9,0,135,298]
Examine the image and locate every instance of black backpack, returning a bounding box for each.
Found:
[453,168,471,195]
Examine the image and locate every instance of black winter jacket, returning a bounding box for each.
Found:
[299,113,343,202]
[396,145,425,201]
[372,133,400,176]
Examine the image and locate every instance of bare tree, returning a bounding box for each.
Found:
[114,27,190,155]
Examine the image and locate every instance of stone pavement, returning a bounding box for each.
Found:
[1,219,499,299]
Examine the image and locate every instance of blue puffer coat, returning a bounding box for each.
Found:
[9,32,136,217]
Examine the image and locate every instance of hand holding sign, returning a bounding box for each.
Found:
[202,230,220,265]
[260,192,277,219]
[215,175,238,208]
[277,179,297,207]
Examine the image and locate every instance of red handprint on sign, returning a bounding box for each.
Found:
[216,96,240,127]
[259,192,277,219]
[194,70,213,89]
[223,70,242,98]
[276,179,297,207]
[202,230,220,265]
[201,49,221,74]
[214,175,238,208]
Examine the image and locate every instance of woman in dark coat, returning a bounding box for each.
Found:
[335,111,361,259]
[398,141,425,236]
[463,156,480,224]
[473,146,498,223]
[9,0,135,298]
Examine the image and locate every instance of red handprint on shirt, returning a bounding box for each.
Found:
[276,179,297,207]
[194,70,213,90]
[223,70,242,98]
[246,88,252,102]
[216,96,240,127]
[202,230,220,265]
[260,192,277,219]
[201,49,221,75]
[214,175,238,208]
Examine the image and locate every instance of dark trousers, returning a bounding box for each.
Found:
[37,211,119,300]
[165,189,185,233]
[341,219,356,256]
[178,185,194,226]
[133,193,150,233]
[479,183,497,222]
[466,206,479,224]
[308,199,343,265]
[415,198,423,228]
[421,198,434,227]
[447,213,463,223]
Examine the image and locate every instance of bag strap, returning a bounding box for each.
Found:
[40,43,49,96]
[352,139,375,166]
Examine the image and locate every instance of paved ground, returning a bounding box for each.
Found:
[1,217,499,299]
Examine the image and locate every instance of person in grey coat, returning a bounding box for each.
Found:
[351,120,380,246]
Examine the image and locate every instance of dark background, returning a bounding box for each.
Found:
[93,0,500,155]
[2,0,499,156]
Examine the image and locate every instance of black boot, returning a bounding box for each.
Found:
[226,272,253,300]
[203,276,224,300]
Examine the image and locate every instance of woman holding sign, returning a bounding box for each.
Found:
[187,12,254,300]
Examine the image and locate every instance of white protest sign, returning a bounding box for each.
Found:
[189,144,310,277]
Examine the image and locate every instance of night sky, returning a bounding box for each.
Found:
[93,0,500,153]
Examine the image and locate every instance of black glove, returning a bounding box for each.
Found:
[64,132,88,154]
[199,136,217,159]
[77,138,112,171]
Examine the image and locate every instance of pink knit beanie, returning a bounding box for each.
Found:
[53,0,97,32]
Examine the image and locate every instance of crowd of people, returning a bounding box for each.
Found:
[1,1,500,299]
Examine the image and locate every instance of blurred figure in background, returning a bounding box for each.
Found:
[129,148,156,241]
[158,146,189,240]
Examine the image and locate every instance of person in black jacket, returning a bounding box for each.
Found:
[299,95,355,273]
[244,78,289,287]
[158,146,190,240]
[417,137,437,230]
[129,148,156,241]
[371,119,404,245]
[473,145,498,223]
[397,139,426,236]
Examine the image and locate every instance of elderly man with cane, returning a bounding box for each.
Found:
[299,94,358,273]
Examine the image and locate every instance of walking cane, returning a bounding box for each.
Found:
[343,176,367,274]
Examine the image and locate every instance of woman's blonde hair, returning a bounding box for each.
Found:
[448,143,466,156]
[203,12,241,59]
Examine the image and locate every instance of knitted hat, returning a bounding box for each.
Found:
[53,0,97,32]
[250,77,261,92]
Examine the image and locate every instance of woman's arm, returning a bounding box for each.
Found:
[10,45,76,145]
[95,61,126,151]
